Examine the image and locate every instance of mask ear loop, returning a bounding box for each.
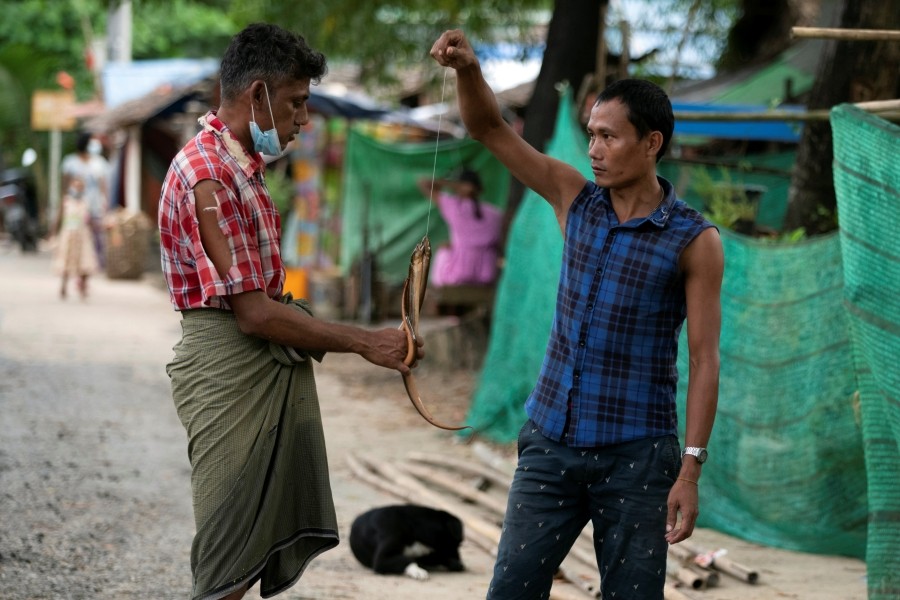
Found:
[262,81,275,125]
[250,82,275,125]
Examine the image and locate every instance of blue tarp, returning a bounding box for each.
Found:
[672,102,805,142]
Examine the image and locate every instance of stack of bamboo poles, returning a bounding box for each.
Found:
[347,442,761,600]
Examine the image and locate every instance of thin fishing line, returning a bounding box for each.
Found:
[425,67,449,236]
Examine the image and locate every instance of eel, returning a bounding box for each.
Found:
[399,235,471,432]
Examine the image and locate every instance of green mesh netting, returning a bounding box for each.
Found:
[339,128,508,286]
[467,90,873,560]
[465,91,578,436]
[677,231,866,557]
[832,104,900,599]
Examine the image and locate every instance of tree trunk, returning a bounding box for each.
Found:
[783,0,900,234]
[717,0,798,70]
[501,0,605,245]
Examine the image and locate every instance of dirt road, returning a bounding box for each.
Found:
[0,245,867,599]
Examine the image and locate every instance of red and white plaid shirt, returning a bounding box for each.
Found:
[159,111,284,310]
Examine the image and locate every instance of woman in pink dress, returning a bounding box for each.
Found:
[417,170,502,288]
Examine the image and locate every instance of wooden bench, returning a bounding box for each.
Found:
[425,284,496,317]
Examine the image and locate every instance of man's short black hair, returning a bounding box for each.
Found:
[219,23,327,102]
[595,79,674,162]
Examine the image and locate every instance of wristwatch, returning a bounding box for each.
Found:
[682,446,708,464]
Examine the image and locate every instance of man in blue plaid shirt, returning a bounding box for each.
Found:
[432,30,724,600]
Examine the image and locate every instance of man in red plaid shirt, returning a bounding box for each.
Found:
[159,23,419,600]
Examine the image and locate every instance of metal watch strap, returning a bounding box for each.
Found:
[683,446,708,463]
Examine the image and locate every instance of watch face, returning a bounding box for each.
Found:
[698,449,708,463]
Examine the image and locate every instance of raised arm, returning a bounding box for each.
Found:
[430,29,586,234]
[417,177,455,204]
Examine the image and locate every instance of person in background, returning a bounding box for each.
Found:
[158,23,419,600]
[61,132,110,266]
[431,29,723,600]
[53,177,99,299]
[417,169,503,288]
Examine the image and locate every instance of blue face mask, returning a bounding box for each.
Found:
[250,82,282,156]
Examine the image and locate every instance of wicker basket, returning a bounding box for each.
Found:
[104,209,151,280]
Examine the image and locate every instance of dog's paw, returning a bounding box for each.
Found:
[404,562,429,581]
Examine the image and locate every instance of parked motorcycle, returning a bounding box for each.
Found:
[1,149,40,252]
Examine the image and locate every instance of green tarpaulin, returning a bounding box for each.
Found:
[339,129,508,287]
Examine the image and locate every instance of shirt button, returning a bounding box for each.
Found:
[579,339,586,348]
[596,267,602,275]
[574,371,581,380]
[587,303,594,311]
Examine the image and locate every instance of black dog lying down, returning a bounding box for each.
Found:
[349,504,466,580]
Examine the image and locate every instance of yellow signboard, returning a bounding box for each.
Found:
[31,90,77,131]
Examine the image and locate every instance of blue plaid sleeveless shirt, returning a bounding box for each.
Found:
[525,177,714,447]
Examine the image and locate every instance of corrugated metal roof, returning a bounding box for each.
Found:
[84,77,214,133]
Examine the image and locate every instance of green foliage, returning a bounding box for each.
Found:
[690,166,758,231]
[131,0,235,59]
[224,0,551,88]
[0,0,102,100]
[0,0,236,162]
[779,227,807,243]
[608,0,740,79]
[264,166,295,222]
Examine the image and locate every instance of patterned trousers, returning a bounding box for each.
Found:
[487,420,681,600]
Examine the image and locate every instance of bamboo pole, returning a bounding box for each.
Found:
[350,453,759,597]
[664,582,698,600]
[688,564,720,588]
[792,26,900,41]
[557,560,602,598]
[345,454,500,569]
[471,440,518,476]
[709,554,759,584]
[346,453,415,502]
[410,451,599,574]
[679,541,760,584]
[400,461,509,515]
[406,451,513,489]
[378,459,504,545]
[674,99,900,122]
[351,454,602,598]
[666,562,708,590]
[667,543,696,563]
[550,584,596,600]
